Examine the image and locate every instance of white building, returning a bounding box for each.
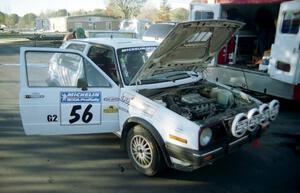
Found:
[36,15,120,32]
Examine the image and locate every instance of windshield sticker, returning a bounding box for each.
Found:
[120,46,156,53]
[61,92,101,103]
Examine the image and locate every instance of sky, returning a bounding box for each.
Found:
[0,0,191,16]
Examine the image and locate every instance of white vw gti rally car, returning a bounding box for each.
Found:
[19,20,279,176]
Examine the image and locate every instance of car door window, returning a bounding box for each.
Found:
[87,46,119,84]
[25,51,110,88]
[84,58,111,87]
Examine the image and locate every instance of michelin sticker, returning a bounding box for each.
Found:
[61,92,101,103]
[60,92,101,125]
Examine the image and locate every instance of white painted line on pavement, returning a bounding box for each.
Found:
[1,63,20,66]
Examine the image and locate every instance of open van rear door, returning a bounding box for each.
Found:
[269,1,300,85]
[19,47,119,135]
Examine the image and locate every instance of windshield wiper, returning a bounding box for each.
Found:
[165,72,191,81]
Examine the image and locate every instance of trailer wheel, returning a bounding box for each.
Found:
[126,125,165,176]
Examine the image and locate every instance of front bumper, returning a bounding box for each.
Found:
[166,127,265,171]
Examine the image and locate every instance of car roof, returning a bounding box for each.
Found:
[69,38,158,49]
[154,22,178,25]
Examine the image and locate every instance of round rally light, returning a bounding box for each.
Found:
[231,113,248,138]
[259,104,270,124]
[200,128,212,146]
[269,100,279,121]
[247,108,260,132]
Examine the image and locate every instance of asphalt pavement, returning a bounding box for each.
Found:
[0,40,299,193]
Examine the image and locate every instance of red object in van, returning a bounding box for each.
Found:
[217,37,235,64]
[293,84,300,101]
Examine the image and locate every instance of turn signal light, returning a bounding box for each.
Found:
[203,154,214,161]
[169,134,187,144]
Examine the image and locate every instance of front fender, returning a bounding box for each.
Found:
[121,116,172,167]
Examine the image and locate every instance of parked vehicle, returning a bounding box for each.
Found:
[84,30,137,39]
[189,0,300,101]
[19,20,279,176]
[142,22,177,43]
[119,19,152,39]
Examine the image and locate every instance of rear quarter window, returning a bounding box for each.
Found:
[66,43,86,52]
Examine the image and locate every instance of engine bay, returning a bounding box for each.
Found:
[139,81,256,124]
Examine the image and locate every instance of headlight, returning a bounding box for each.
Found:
[200,128,212,146]
[269,100,279,121]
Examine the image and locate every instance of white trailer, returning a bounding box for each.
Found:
[189,0,300,101]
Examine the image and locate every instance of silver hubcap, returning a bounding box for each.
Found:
[130,135,153,168]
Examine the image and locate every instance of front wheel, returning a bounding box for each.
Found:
[126,125,165,176]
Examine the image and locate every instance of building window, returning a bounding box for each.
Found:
[74,23,83,29]
[106,22,112,30]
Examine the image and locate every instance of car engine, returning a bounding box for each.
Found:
[162,93,218,121]
[140,81,255,123]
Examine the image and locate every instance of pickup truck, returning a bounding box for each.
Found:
[19,20,279,176]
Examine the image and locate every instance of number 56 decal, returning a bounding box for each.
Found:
[60,92,101,125]
[69,104,93,124]
[61,103,101,125]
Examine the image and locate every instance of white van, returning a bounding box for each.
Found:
[189,0,300,101]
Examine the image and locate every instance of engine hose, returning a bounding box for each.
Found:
[164,95,183,115]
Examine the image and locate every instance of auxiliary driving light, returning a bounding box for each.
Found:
[247,108,260,132]
[259,104,270,124]
[269,100,279,121]
[231,113,248,138]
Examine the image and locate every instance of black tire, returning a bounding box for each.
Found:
[126,125,165,176]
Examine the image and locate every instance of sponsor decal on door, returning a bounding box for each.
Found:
[60,92,101,125]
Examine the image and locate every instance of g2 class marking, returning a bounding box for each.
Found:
[47,114,58,122]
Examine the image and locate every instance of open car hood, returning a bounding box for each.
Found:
[130,20,243,85]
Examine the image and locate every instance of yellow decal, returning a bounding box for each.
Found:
[104,106,118,113]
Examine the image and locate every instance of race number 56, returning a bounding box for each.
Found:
[69,104,93,124]
[61,103,101,125]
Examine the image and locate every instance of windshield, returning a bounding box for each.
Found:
[117,46,156,85]
[144,24,175,38]
[121,21,136,31]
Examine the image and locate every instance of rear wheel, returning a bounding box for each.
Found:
[126,125,165,176]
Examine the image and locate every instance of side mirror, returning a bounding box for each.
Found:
[77,78,88,91]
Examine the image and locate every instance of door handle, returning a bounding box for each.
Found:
[25,94,44,99]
